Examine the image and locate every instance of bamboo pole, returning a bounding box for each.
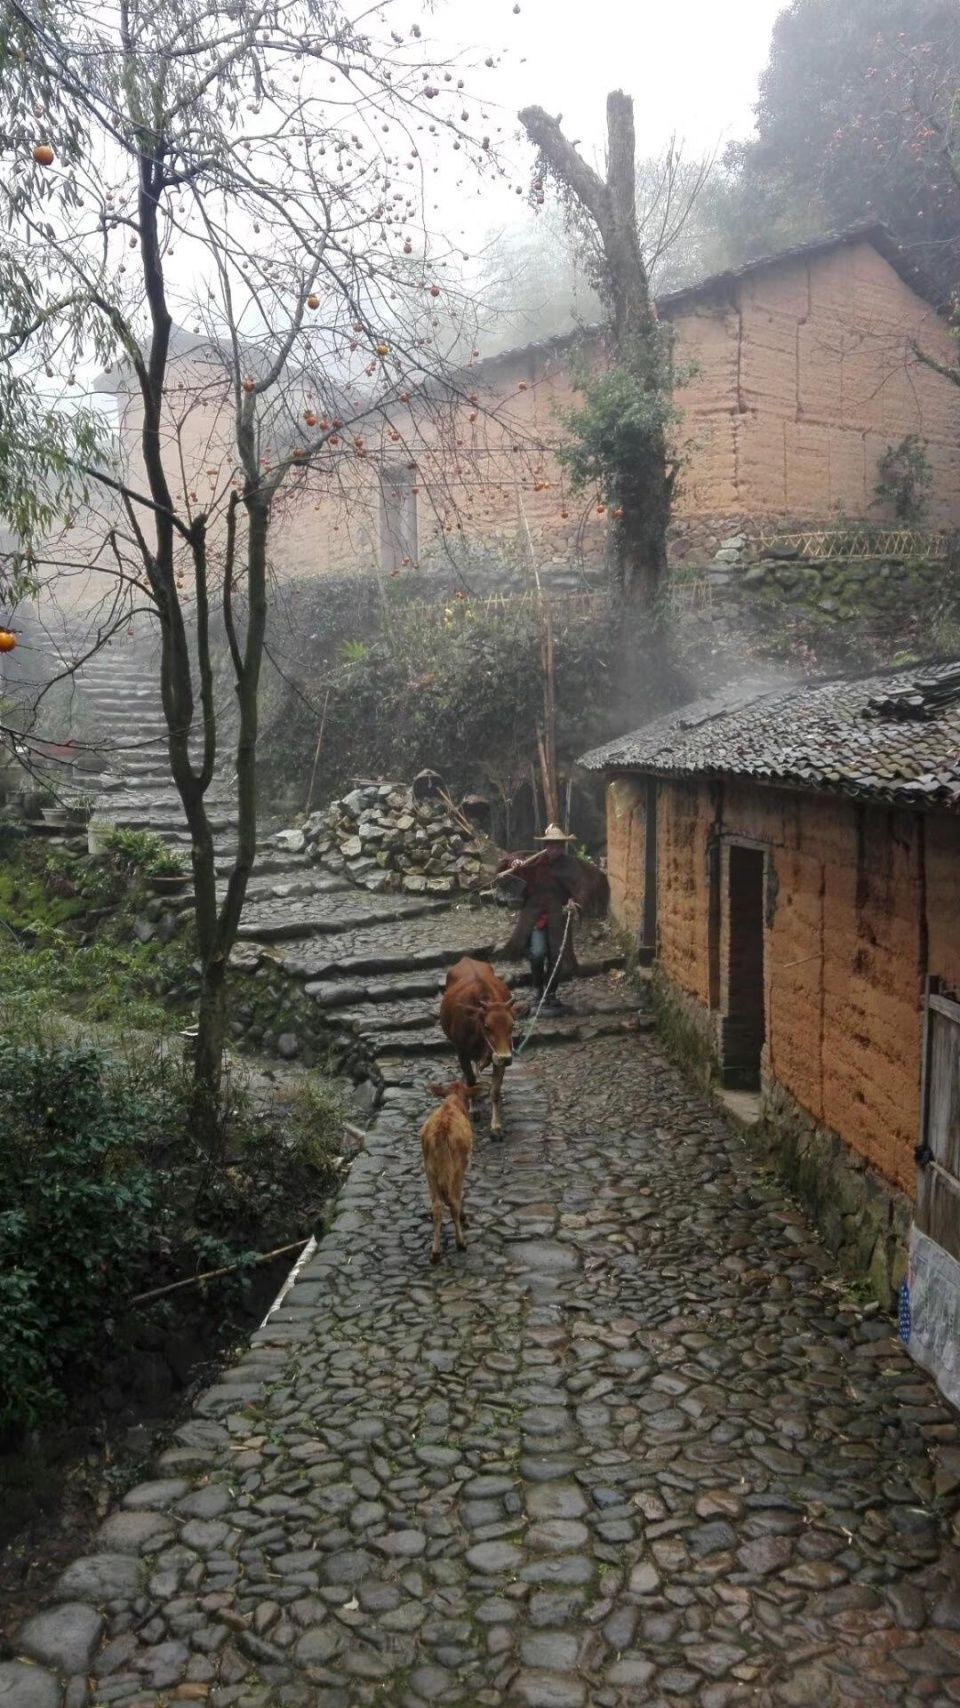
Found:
[130,1238,311,1306]
[536,728,557,824]
[529,759,542,837]
[543,604,557,818]
[436,784,482,841]
[303,688,331,817]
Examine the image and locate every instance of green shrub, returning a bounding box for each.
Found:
[260,594,624,827]
[0,933,190,1035]
[147,848,186,877]
[0,836,195,1034]
[874,435,934,524]
[103,827,169,873]
[0,1040,173,1432]
[0,1038,343,1434]
[280,1074,346,1169]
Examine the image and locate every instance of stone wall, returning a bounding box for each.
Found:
[688,529,960,648]
[757,1073,912,1310]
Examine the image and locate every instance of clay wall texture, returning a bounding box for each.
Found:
[606,772,960,1197]
[84,237,960,610]
[605,778,647,938]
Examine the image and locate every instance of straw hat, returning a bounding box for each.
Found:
[535,822,576,843]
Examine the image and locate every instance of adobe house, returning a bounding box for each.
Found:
[88,223,960,598]
[579,664,960,1405]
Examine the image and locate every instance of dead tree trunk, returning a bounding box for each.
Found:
[520,93,674,615]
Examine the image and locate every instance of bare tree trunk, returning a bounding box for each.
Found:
[520,92,674,617]
[189,494,269,1131]
[130,129,248,1142]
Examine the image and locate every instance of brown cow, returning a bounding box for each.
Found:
[420,1080,479,1263]
[439,956,525,1139]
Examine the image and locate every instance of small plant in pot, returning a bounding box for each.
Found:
[38,786,68,826]
[65,792,95,828]
[147,849,190,894]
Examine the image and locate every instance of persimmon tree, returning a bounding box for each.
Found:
[1,0,503,1135]
[519,94,681,622]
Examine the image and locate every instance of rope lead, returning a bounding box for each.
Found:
[514,909,574,1057]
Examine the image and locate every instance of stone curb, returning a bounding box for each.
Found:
[0,1116,377,1708]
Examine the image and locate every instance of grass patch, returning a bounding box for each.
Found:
[0,826,196,1035]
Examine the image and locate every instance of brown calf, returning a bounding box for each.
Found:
[439,956,527,1139]
[420,1080,478,1263]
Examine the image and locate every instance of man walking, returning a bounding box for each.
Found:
[495,824,596,1013]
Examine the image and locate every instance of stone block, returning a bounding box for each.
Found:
[55,1553,143,1603]
[0,1662,61,1708]
[20,1605,104,1676]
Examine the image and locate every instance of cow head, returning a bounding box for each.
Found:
[479,1000,517,1068]
[429,1080,480,1111]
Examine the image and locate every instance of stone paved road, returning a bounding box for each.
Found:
[8,1033,960,1708]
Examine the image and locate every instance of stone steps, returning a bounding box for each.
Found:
[284,938,621,986]
[226,895,629,1082]
[373,1007,649,1060]
[292,936,498,983]
[95,808,237,836]
[300,954,627,1013]
[115,755,179,771]
[219,871,351,906]
[333,977,639,1038]
[235,891,448,943]
[69,651,634,1112]
[82,685,158,698]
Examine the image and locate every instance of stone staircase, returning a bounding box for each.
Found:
[68,637,641,1094]
[76,645,238,849]
[227,884,640,1096]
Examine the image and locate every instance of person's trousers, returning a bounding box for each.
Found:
[529,925,549,995]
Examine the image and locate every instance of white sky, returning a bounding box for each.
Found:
[419,0,786,250]
[435,0,785,168]
[68,0,787,400]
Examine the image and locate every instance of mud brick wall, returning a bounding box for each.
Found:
[62,236,960,620]
[608,772,960,1199]
[605,778,647,939]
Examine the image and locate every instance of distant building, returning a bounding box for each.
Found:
[580,663,960,1406]
[94,223,960,593]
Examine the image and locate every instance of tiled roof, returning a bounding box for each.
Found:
[578,662,960,812]
[471,222,946,377]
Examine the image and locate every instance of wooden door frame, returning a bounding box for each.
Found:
[919,976,960,1170]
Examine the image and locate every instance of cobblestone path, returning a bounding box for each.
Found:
[8,1029,960,1708]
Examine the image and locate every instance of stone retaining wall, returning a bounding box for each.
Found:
[650,968,911,1311]
[226,961,382,1089]
[757,1075,912,1311]
[680,528,960,646]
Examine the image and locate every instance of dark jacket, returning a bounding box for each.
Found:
[497,850,598,980]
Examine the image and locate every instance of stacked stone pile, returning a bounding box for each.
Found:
[288,781,490,896]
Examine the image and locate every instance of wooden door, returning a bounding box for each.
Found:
[917,989,960,1261]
